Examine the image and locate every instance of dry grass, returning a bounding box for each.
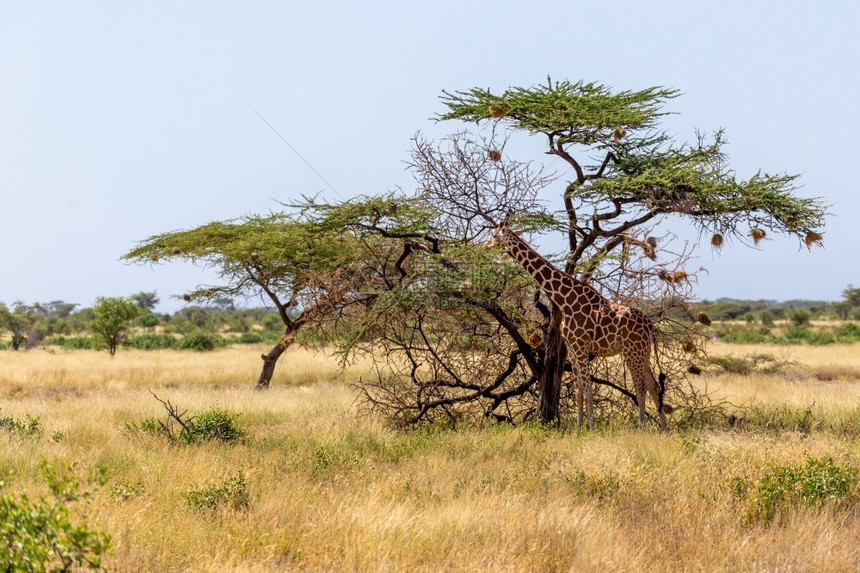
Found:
[2,343,860,571]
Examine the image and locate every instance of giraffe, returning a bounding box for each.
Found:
[485,221,668,430]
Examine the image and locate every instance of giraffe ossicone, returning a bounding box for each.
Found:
[486,221,668,430]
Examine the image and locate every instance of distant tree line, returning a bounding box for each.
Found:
[2,286,857,355]
[0,292,288,353]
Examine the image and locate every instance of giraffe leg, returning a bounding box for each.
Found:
[644,368,668,431]
[625,355,649,429]
[570,354,591,429]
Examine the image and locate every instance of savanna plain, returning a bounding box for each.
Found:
[2,341,860,572]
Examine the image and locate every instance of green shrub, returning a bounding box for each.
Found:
[0,413,42,437]
[235,331,264,344]
[783,326,812,342]
[0,462,111,571]
[707,353,792,376]
[43,336,94,350]
[184,471,251,513]
[177,331,223,351]
[835,323,860,343]
[787,309,812,327]
[134,313,160,327]
[127,401,246,445]
[707,355,755,375]
[735,456,856,524]
[184,409,246,443]
[111,480,146,501]
[125,333,178,350]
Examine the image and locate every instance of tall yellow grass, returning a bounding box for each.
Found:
[1,343,859,571]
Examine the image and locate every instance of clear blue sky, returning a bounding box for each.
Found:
[2,1,857,312]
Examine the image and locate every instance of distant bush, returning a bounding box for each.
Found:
[716,327,772,344]
[43,336,94,350]
[835,323,860,343]
[135,313,160,327]
[234,332,264,344]
[787,309,812,327]
[177,331,223,351]
[707,353,792,376]
[125,333,178,350]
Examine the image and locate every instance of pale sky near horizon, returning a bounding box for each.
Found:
[1,1,858,313]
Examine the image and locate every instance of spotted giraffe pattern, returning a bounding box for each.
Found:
[486,222,667,430]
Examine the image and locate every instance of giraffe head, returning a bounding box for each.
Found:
[484,221,512,250]
[484,211,515,250]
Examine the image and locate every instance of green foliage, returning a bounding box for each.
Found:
[123,417,162,436]
[129,291,159,312]
[184,471,251,513]
[111,480,146,501]
[125,333,178,350]
[135,313,160,327]
[185,409,246,443]
[123,214,353,308]
[128,403,246,445]
[834,322,860,343]
[310,446,361,479]
[713,326,772,344]
[235,331,264,344]
[745,405,818,433]
[733,457,856,524]
[0,413,42,437]
[177,331,223,351]
[787,308,812,327]
[43,335,95,350]
[90,296,141,355]
[439,78,679,146]
[0,462,111,571]
[706,353,791,375]
[0,304,34,350]
[440,79,827,247]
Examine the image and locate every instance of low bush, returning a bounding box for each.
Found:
[125,333,178,350]
[732,456,856,524]
[127,395,246,445]
[235,331,264,344]
[706,353,792,376]
[0,413,42,437]
[134,313,160,327]
[184,471,251,513]
[43,336,94,350]
[177,331,223,351]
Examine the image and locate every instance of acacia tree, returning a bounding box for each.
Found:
[91,297,140,355]
[0,303,33,351]
[123,215,355,388]
[306,80,827,427]
[430,79,827,423]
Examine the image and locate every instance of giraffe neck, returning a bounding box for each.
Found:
[500,229,582,310]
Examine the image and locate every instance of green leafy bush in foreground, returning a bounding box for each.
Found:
[0,462,111,571]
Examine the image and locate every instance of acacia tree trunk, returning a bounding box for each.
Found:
[255,331,298,390]
[537,306,566,423]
